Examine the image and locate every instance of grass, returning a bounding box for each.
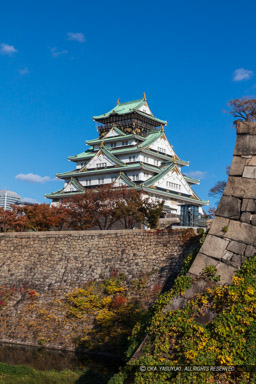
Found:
[0,362,112,384]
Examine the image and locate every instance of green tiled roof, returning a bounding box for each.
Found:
[184,175,200,185]
[142,186,209,206]
[116,173,137,187]
[107,126,127,136]
[136,110,167,125]
[56,162,160,179]
[144,163,175,187]
[101,147,124,166]
[45,190,85,199]
[93,98,145,119]
[93,98,167,125]
[86,133,145,146]
[45,178,85,199]
[68,149,94,161]
[45,184,208,205]
[138,131,162,148]
[68,145,189,168]
[70,178,85,191]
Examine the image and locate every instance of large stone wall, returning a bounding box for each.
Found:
[0,228,199,351]
[0,228,197,292]
[189,122,256,285]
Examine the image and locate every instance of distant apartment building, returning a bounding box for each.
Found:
[0,190,21,210]
[0,189,35,210]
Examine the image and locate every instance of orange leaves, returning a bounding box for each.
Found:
[0,186,164,232]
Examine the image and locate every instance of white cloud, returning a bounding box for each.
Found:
[67,32,85,43]
[0,43,17,55]
[16,173,52,184]
[50,47,68,58]
[184,171,207,179]
[19,67,29,75]
[233,68,253,82]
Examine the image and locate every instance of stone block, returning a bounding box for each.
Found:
[224,177,256,199]
[241,199,256,212]
[188,253,218,277]
[240,212,252,224]
[209,217,230,238]
[199,235,230,260]
[243,166,256,179]
[222,250,234,261]
[227,240,246,255]
[236,122,256,135]
[184,278,210,299]
[195,309,217,325]
[230,254,242,268]
[224,220,256,246]
[164,296,186,312]
[234,134,256,155]
[215,262,237,285]
[229,156,247,176]
[247,156,256,166]
[245,245,256,257]
[216,196,241,219]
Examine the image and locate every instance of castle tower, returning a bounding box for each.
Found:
[45,96,208,217]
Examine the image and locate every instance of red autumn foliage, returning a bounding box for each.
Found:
[111,296,127,308]
[0,186,164,232]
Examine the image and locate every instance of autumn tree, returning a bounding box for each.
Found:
[13,204,69,231]
[139,199,164,229]
[114,188,145,229]
[227,97,256,126]
[0,186,165,231]
[90,185,123,230]
[0,208,21,232]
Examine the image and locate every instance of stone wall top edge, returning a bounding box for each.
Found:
[0,228,191,238]
[237,121,256,134]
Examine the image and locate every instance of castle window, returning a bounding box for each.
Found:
[166,181,181,190]
[86,179,91,186]
[143,156,149,163]
[158,147,166,154]
[111,142,116,148]
[129,155,136,162]
[154,159,159,166]
[122,140,128,146]
[98,178,104,185]
[96,163,107,168]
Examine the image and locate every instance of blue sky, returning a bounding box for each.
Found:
[0,0,255,209]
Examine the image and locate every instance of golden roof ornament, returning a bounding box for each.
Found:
[143,92,147,101]
[173,154,177,164]
[116,98,120,105]
[119,171,122,176]
[161,125,164,132]
[100,141,104,148]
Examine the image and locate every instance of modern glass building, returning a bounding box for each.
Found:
[0,190,21,210]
